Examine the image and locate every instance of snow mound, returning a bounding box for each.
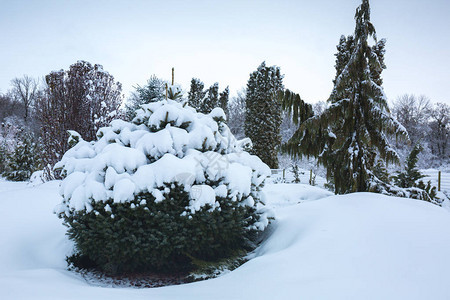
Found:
[262,183,333,209]
[2,182,450,299]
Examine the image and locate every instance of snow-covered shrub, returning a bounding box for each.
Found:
[0,121,20,175]
[290,161,302,183]
[0,143,7,175]
[394,144,425,188]
[3,129,42,181]
[370,181,441,206]
[368,145,441,205]
[55,99,271,274]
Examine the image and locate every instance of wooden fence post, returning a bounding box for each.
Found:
[438,171,441,192]
[165,83,168,100]
[172,67,174,85]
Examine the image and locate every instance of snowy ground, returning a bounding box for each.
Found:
[2,179,450,299]
[269,167,328,188]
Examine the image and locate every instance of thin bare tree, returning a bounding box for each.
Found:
[10,75,39,123]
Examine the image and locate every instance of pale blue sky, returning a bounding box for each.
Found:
[0,0,449,104]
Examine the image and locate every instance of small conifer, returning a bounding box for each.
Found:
[3,130,41,181]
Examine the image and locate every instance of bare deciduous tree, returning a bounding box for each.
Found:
[36,61,123,178]
[0,93,22,122]
[227,88,246,140]
[428,103,449,159]
[10,75,39,123]
[391,94,432,144]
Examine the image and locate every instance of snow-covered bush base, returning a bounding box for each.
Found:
[369,179,442,206]
[55,99,271,274]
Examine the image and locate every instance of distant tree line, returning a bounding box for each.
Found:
[0,61,123,180]
[0,21,448,193]
[391,94,449,168]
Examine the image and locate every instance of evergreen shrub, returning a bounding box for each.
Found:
[55,98,271,275]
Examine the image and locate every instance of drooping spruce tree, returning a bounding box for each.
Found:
[280,0,407,193]
[245,62,284,169]
[187,78,206,111]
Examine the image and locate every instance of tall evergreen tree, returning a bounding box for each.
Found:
[187,78,206,111]
[201,83,219,114]
[219,86,230,117]
[245,62,284,169]
[280,0,407,194]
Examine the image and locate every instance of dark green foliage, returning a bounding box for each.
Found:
[394,144,425,188]
[370,179,440,206]
[0,143,8,174]
[392,144,438,203]
[58,97,269,277]
[279,90,314,127]
[188,80,228,115]
[61,183,260,275]
[167,84,183,101]
[3,130,42,181]
[416,180,437,201]
[188,78,206,111]
[372,159,390,185]
[219,86,229,117]
[245,62,284,169]
[369,144,440,205]
[280,0,407,194]
[278,89,315,160]
[202,83,219,114]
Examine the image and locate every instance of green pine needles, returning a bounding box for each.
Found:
[187,79,229,115]
[3,130,42,181]
[64,183,259,275]
[394,144,425,188]
[55,99,271,276]
[188,78,207,111]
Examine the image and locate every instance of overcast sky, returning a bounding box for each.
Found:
[0,0,449,105]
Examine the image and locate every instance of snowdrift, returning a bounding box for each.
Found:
[1,181,450,299]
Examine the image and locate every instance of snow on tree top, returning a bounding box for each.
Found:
[54,99,271,229]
